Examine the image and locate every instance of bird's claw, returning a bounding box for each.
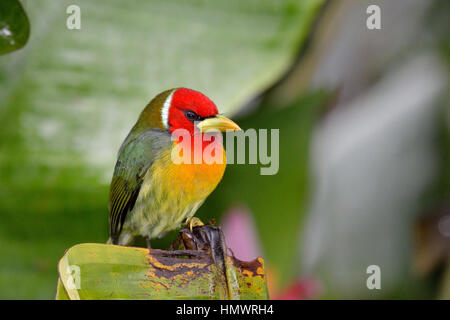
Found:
[185,217,204,232]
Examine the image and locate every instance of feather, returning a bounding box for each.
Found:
[108,129,171,244]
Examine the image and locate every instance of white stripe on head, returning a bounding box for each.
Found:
[161,89,176,129]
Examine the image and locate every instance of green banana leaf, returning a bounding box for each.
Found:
[0,0,30,54]
[56,243,268,300]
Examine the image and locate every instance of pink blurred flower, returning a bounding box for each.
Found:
[221,206,262,261]
[272,277,321,300]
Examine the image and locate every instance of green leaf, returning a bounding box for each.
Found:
[0,0,30,54]
[56,243,268,300]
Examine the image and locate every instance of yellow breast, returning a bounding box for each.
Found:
[152,144,226,202]
[124,142,226,239]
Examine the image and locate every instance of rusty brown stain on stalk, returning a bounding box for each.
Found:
[98,228,265,298]
[164,225,235,299]
[145,253,211,279]
[230,255,265,278]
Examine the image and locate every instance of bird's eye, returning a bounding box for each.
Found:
[184,110,201,122]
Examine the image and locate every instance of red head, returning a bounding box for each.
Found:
[163,88,219,134]
[137,88,240,138]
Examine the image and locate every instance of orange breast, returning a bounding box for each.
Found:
[152,144,226,202]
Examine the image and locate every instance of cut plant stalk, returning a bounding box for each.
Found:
[56,225,268,300]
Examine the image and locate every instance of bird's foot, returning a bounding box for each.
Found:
[185,217,204,232]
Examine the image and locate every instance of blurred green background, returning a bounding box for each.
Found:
[0,0,449,299]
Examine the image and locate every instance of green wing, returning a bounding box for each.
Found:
[108,129,170,244]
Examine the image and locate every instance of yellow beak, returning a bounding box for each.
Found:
[197,115,241,133]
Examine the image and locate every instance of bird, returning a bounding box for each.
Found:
[107,88,241,246]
